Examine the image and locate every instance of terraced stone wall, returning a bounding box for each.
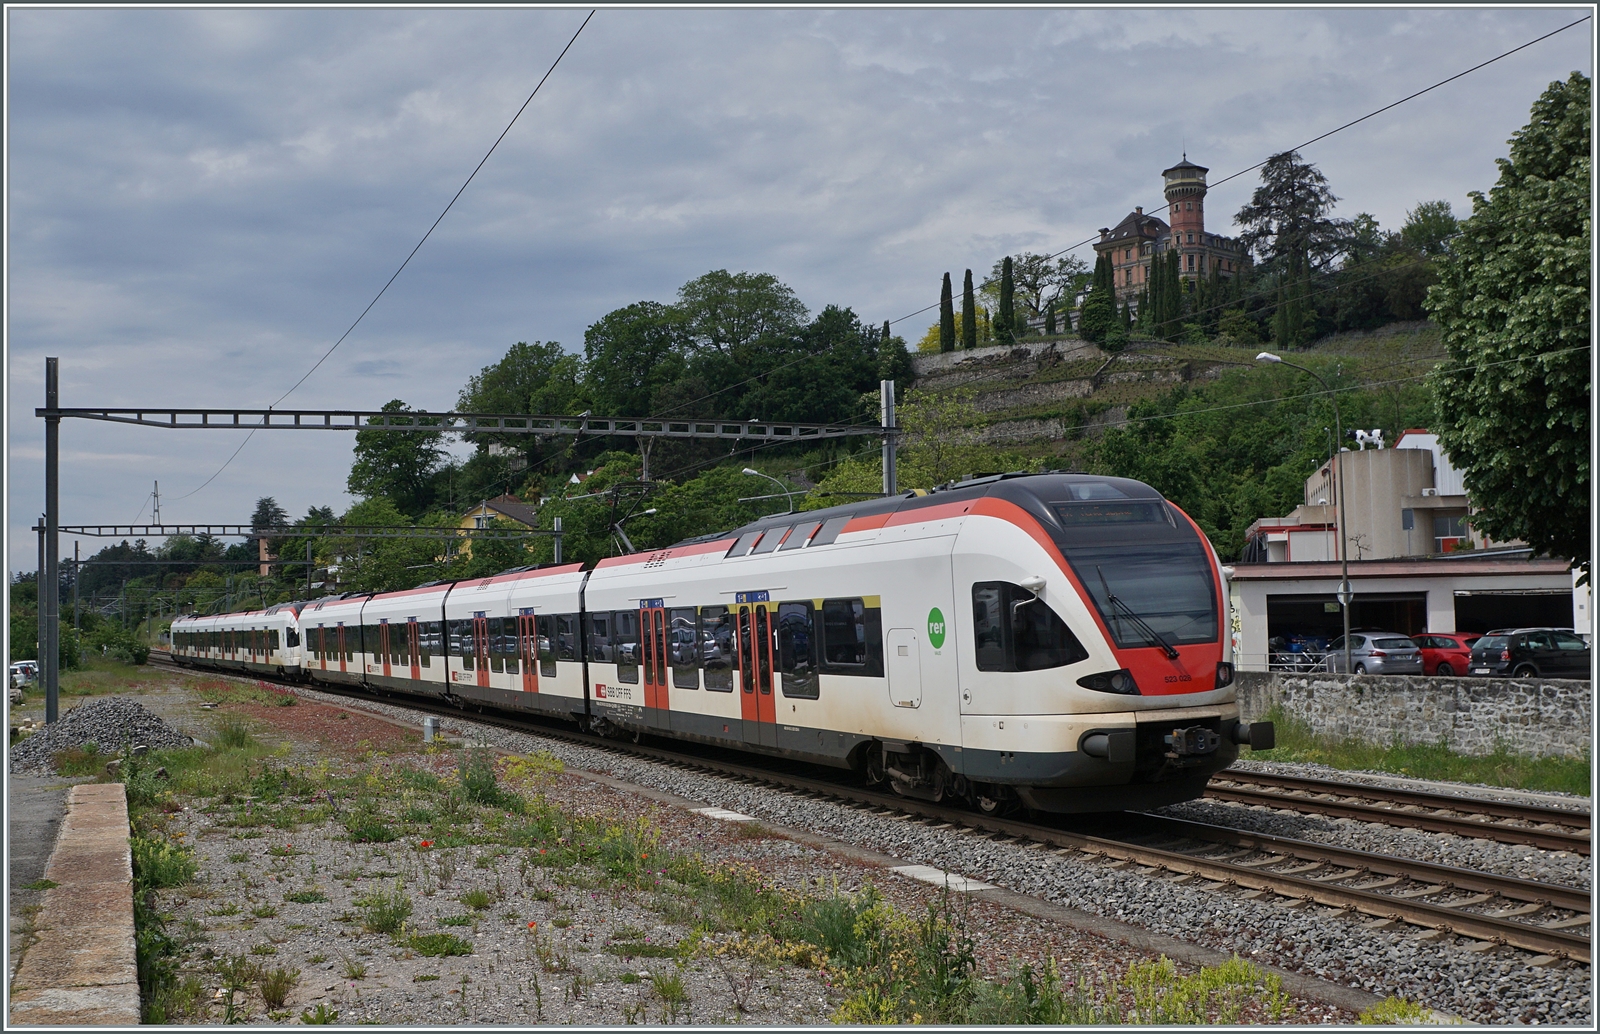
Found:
[1234,671,1592,759]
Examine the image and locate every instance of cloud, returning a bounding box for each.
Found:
[6,7,1591,569]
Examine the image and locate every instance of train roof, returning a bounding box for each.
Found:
[675,471,1167,544]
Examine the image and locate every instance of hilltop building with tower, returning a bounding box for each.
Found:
[1093,157,1251,312]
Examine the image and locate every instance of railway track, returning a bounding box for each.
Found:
[1207,770,1592,855]
[148,657,1593,963]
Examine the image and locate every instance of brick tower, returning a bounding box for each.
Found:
[1163,156,1208,272]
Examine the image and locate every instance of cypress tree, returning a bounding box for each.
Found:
[962,270,978,349]
[1045,304,1057,336]
[939,273,955,353]
[996,257,1016,346]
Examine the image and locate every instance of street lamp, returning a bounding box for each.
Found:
[1257,351,1354,675]
[740,468,796,515]
[612,508,657,555]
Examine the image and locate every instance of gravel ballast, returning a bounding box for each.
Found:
[8,696,193,774]
[291,687,1592,1026]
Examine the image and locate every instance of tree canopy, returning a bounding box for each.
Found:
[1426,71,1590,577]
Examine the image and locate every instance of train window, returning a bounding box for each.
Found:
[699,606,734,691]
[1063,541,1216,647]
[971,582,1088,672]
[285,627,299,649]
[342,626,354,663]
[588,613,612,664]
[488,617,505,673]
[751,526,788,554]
[537,615,557,677]
[503,618,520,676]
[556,614,580,662]
[669,608,698,689]
[727,530,763,557]
[779,521,822,550]
[613,611,640,684]
[777,602,818,699]
[448,619,473,669]
[808,514,853,548]
[821,599,868,667]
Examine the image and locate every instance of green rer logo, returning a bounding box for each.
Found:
[927,608,947,649]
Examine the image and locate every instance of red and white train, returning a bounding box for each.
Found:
[171,472,1272,813]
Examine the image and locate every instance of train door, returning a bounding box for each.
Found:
[641,603,668,729]
[408,619,421,681]
[735,602,777,747]
[472,614,490,688]
[379,622,392,678]
[518,610,539,693]
[337,624,347,673]
[317,626,327,671]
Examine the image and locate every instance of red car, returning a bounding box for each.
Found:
[1411,633,1480,676]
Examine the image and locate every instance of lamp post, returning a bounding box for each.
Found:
[740,468,796,515]
[1257,351,1354,675]
[612,508,657,555]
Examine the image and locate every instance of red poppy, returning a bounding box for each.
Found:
[419,840,434,849]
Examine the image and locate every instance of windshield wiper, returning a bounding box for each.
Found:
[1097,566,1179,659]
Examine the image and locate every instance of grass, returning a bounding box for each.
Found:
[190,677,298,708]
[356,885,413,935]
[459,888,493,910]
[410,932,473,957]
[284,889,328,904]
[259,966,299,1008]
[438,915,474,927]
[1252,706,1592,795]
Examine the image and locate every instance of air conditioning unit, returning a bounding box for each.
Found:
[1421,488,1439,497]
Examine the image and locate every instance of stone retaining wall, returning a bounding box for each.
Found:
[1235,671,1592,759]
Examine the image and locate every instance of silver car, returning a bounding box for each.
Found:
[1321,632,1424,675]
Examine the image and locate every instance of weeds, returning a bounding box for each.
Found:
[340,955,368,980]
[651,967,690,1022]
[284,889,327,904]
[1360,995,1435,1024]
[356,884,413,935]
[300,1003,340,1024]
[258,966,300,1009]
[131,835,197,891]
[213,717,255,750]
[459,746,524,812]
[411,932,474,957]
[459,887,493,911]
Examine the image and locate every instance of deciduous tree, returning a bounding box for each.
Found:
[1426,72,1590,577]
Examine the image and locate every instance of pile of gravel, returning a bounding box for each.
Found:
[8,697,193,774]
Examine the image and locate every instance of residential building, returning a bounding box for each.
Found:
[1093,157,1251,311]
[454,494,540,561]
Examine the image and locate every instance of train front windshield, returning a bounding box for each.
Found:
[1049,497,1218,649]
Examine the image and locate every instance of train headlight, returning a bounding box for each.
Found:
[1215,661,1234,688]
[1076,669,1139,695]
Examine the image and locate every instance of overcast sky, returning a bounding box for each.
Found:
[6,5,1592,573]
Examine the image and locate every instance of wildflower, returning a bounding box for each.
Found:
[419,840,433,849]
[528,921,538,929]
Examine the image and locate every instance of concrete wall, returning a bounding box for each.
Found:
[1235,670,1592,759]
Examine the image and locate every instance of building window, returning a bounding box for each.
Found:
[1125,268,1132,285]
[1186,233,1193,244]
[1125,249,1131,261]
[1187,254,1195,269]
[1185,201,1192,211]
[1433,513,1468,551]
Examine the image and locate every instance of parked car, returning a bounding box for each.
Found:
[1411,632,1480,676]
[1321,632,1424,675]
[1468,628,1591,679]
[9,660,38,688]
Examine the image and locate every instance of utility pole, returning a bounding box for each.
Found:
[43,358,61,725]
[73,541,80,631]
[152,480,161,525]
[306,540,313,598]
[880,379,898,496]
[552,517,563,565]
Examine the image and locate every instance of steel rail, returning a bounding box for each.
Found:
[1206,773,1591,855]
[146,654,1592,962]
[1213,769,1592,825]
[1129,813,1592,913]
